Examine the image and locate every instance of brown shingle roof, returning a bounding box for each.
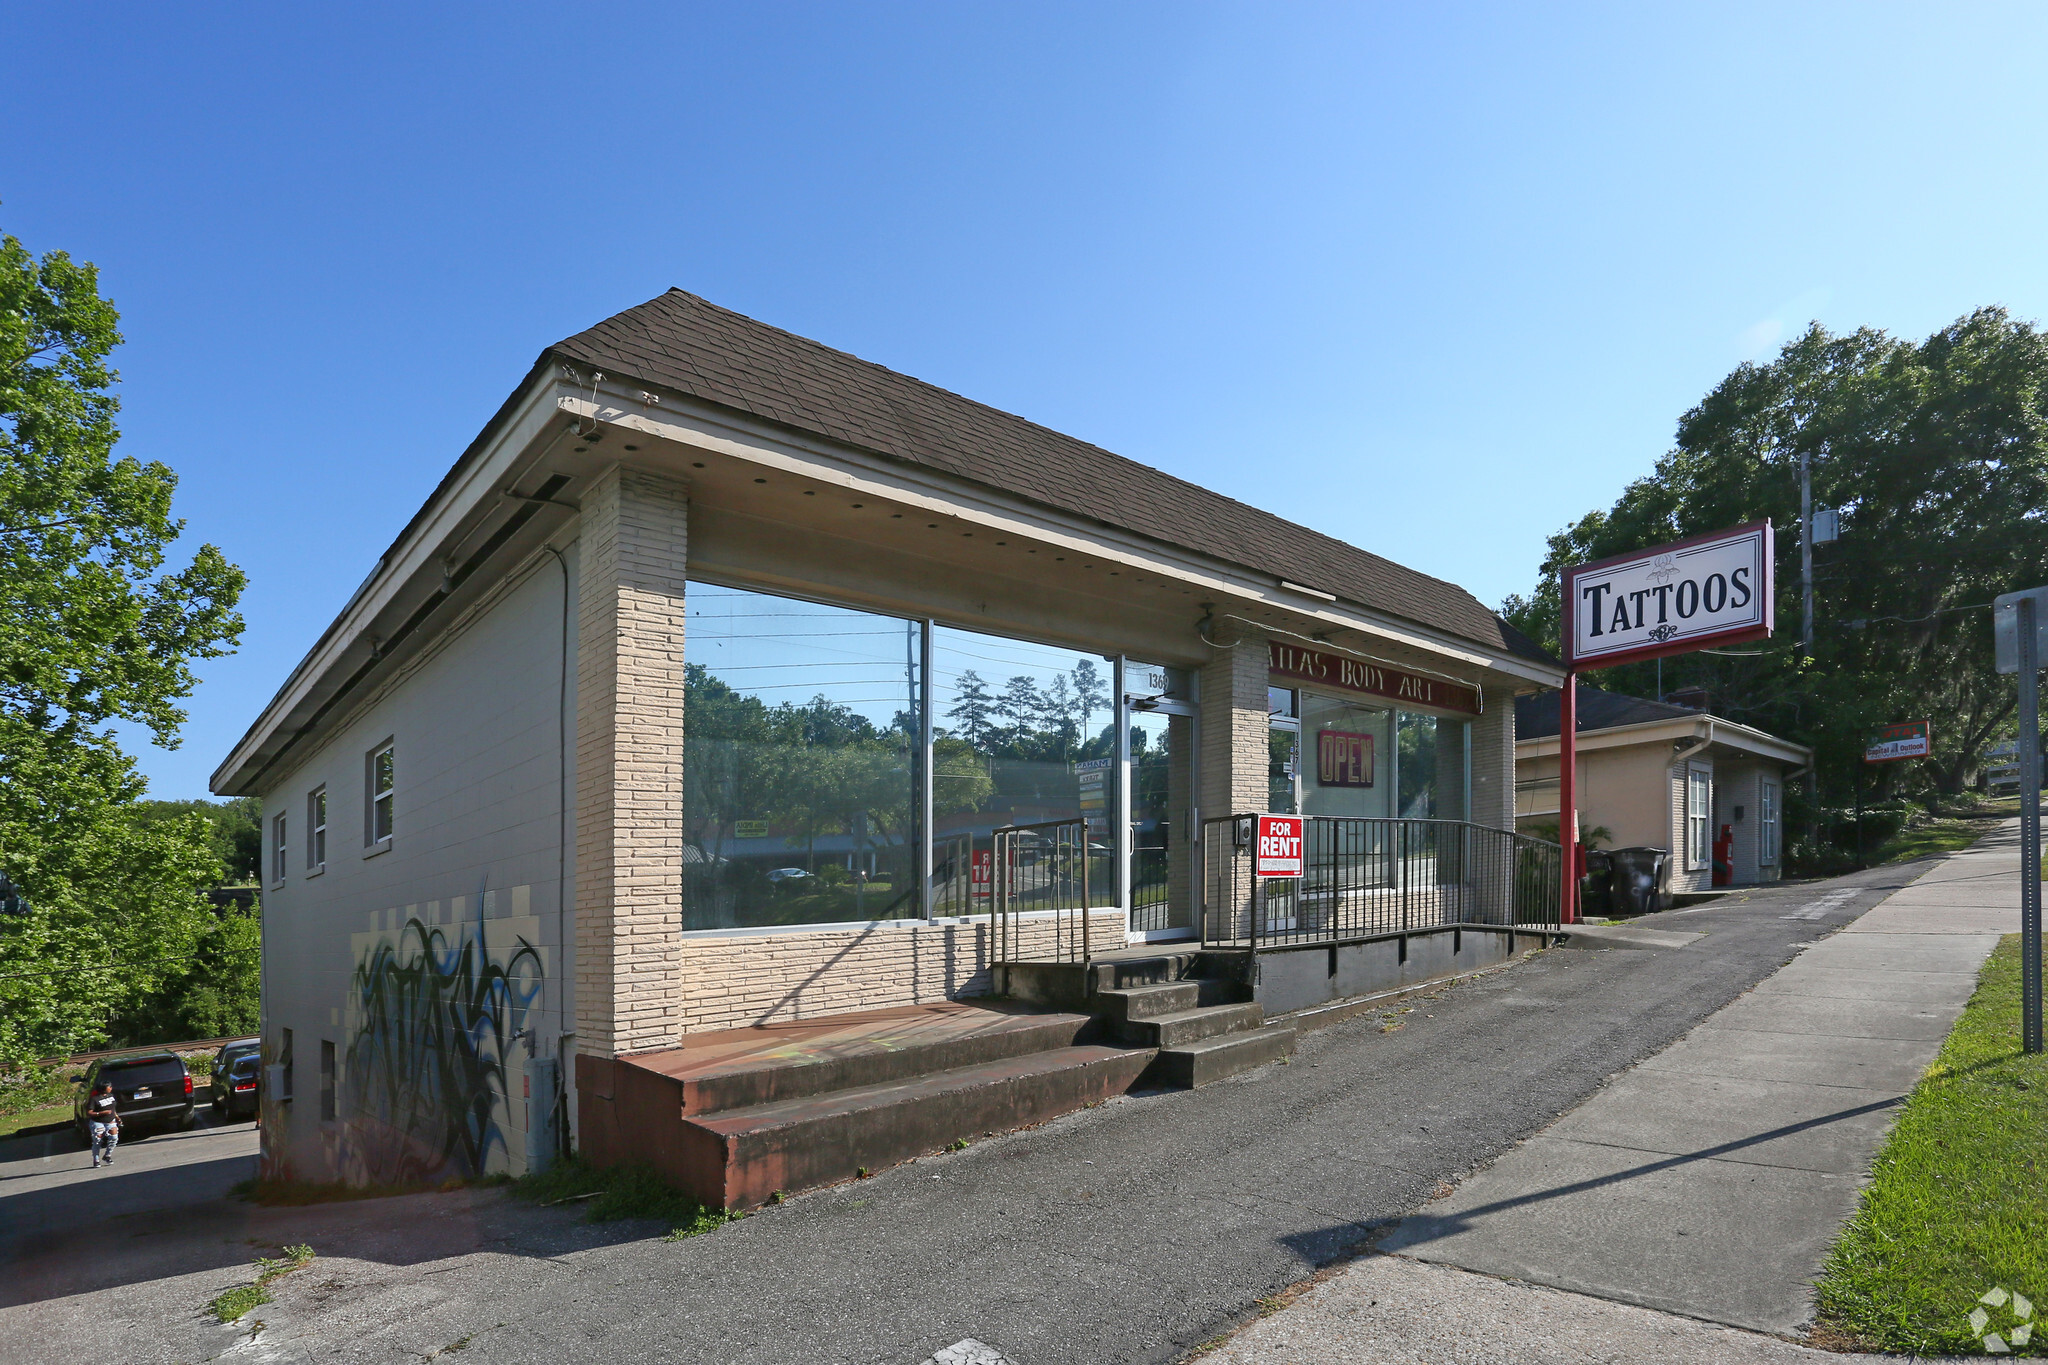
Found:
[549,289,1553,666]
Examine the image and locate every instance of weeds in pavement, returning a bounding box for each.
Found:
[208,1243,314,1322]
[510,1157,740,1240]
[1815,936,2048,1356]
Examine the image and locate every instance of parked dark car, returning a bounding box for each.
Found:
[74,1051,195,1142]
[210,1038,262,1121]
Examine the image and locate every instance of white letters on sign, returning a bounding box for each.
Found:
[1565,521,1774,668]
[1255,814,1305,878]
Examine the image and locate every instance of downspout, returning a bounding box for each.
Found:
[1673,719,1715,766]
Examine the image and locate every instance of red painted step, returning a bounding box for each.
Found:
[675,1044,1154,1209]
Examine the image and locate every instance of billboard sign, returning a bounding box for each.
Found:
[1564,521,1774,669]
[1254,814,1305,878]
[1865,721,1931,764]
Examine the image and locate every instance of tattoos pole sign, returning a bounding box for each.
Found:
[1564,521,1775,668]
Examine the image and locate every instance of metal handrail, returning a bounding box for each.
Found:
[991,818,1097,966]
[1199,815,1563,949]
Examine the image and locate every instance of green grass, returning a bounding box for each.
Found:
[0,1102,71,1139]
[1871,816,1995,865]
[1815,935,2048,1355]
[207,1243,313,1322]
[207,1282,272,1322]
[509,1157,741,1240]
[0,1062,82,1117]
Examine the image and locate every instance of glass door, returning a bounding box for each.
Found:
[1127,702,1195,936]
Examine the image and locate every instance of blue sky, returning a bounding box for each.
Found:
[6,3,2047,799]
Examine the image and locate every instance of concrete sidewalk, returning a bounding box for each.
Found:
[1374,821,2019,1336]
[1198,1255,1891,1365]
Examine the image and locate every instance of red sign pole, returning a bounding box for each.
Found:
[1558,669,1579,925]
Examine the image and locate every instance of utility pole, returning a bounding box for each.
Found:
[1799,447,1815,649]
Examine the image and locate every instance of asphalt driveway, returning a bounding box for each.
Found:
[0,859,1936,1365]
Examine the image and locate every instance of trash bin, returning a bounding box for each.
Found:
[1608,847,1669,916]
[1578,847,1615,919]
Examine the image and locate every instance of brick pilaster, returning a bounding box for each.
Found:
[1198,638,1270,822]
[1469,684,1516,833]
[574,465,690,1058]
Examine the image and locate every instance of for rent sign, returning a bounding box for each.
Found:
[1564,521,1774,668]
[1865,721,1932,764]
[1255,814,1305,878]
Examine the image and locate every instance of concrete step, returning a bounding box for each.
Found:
[1095,981,1199,1021]
[666,1008,1097,1116]
[683,1044,1156,1208]
[1153,1023,1297,1088]
[1116,1001,1265,1049]
[1087,949,1204,992]
[1096,976,1248,1022]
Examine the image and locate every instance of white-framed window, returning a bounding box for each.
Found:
[1760,779,1780,865]
[271,812,288,887]
[366,742,395,848]
[307,787,327,873]
[1686,764,1712,868]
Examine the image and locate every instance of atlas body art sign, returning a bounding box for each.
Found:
[1865,720,1931,764]
[1564,521,1775,668]
[1267,643,1480,715]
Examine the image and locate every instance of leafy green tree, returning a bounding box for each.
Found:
[135,796,263,883]
[0,228,246,1063]
[944,669,996,750]
[1504,308,2048,808]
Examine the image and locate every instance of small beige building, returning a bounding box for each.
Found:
[217,289,1564,1192]
[1514,688,1811,896]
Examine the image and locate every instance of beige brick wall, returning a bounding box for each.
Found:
[671,911,1127,1035]
[1669,759,1711,894]
[575,466,691,1057]
[1469,685,1515,833]
[1199,638,1269,820]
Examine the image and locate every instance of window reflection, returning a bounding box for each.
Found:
[682,584,920,930]
[931,627,1114,907]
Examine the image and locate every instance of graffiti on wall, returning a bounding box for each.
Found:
[341,885,545,1185]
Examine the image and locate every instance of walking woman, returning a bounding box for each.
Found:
[86,1081,120,1168]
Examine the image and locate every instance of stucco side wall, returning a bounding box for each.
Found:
[669,912,1127,1036]
[1716,762,1761,885]
[1515,740,1680,854]
[258,550,578,1186]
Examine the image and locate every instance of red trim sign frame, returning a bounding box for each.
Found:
[1865,721,1931,764]
[1563,521,1775,669]
[1254,814,1305,878]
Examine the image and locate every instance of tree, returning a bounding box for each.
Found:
[1504,309,2048,810]
[0,228,247,1063]
[135,796,263,884]
[1070,659,1109,741]
[945,669,996,751]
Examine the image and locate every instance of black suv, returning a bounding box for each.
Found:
[74,1051,196,1141]
[210,1038,262,1122]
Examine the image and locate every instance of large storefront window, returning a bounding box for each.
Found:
[1271,685,1471,823]
[931,626,1115,904]
[1398,712,1468,821]
[682,584,921,930]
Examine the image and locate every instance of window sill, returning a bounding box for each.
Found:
[362,841,392,860]
[306,866,325,879]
